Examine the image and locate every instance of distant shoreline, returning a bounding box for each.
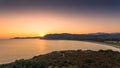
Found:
[41,39,120,49]
[11,33,120,49]
[84,41,120,49]
[11,38,120,49]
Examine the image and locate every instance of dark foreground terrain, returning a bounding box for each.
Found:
[0,50,120,68]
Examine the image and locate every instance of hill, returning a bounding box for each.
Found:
[0,50,120,68]
[43,33,120,41]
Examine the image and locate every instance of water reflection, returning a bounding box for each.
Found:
[0,39,119,64]
[36,40,47,54]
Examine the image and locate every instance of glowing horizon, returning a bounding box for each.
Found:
[0,9,120,39]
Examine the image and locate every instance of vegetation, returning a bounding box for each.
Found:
[43,33,120,48]
[0,50,120,68]
[104,41,120,46]
[12,33,120,42]
[12,33,120,47]
[43,33,120,42]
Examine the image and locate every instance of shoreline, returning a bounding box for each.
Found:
[0,39,120,65]
[12,38,120,49]
[72,40,120,49]
[42,39,120,49]
[85,41,120,49]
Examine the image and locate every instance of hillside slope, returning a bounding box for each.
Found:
[0,50,120,68]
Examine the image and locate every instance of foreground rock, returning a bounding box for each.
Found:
[0,50,120,68]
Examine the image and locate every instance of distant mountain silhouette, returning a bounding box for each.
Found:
[43,33,120,41]
[12,32,120,41]
[12,36,41,39]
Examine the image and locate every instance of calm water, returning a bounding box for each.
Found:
[0,39,120,64]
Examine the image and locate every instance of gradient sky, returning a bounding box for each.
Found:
[0,0,120,38]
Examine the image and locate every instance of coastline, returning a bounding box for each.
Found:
[0,39,120,67]
[42,39,120,49]
[12,38,120,49]
[72,40,120,49]
[85,41,120,49]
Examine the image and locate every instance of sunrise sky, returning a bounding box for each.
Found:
[0,0,120,38]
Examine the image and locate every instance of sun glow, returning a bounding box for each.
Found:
[39,33,46,37]
[0,9,120,39]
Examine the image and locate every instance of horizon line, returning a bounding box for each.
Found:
[1,32,120,39]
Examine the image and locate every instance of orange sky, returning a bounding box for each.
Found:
[0,9,120,38]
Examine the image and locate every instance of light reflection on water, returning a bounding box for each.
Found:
[0,39,119,64]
